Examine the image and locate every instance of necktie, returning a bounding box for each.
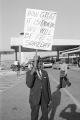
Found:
[37,70,42,79]
[39,70,41,77]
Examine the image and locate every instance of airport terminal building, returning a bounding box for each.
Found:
[0,39,80,68]
[10,38,80,65]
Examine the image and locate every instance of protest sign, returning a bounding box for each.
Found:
[23,8,57,50]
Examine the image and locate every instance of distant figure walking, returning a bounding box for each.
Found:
[26,57,52,120]
[59,59,71,89]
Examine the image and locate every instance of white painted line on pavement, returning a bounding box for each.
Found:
[0,76,24,94]
[0,90,3,92]
[53,78,80,109]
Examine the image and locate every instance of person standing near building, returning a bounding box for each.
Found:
[26,57,52,120]
[14,60,20,76]
[59,58,71,89]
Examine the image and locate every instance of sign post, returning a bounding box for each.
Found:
[34,49,38,68]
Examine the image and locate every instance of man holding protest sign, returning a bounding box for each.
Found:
[26,56,52,120]
[24,8,56,120]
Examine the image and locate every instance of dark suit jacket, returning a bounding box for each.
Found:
[26,69,52,106]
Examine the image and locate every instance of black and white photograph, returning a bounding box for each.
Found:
[0,0,80,120]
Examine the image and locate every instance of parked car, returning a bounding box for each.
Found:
[20,63,28,71]
[10,61,20,71]
[43,62,53,68]
[78,59,80,67]
[10,64,18,71]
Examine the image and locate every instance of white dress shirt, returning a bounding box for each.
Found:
[37,69,42,79]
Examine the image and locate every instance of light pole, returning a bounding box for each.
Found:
[19,32,24,64]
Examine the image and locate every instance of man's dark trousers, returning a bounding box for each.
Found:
[30,91,48,120]
[26,69,51,120]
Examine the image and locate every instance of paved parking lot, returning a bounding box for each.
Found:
[0,68,80,120]
[0,70,25,92]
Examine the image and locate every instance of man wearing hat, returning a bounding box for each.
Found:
[26,56,52,120]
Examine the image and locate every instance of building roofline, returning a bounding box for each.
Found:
[0,49,15,54]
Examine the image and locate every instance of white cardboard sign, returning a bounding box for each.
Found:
[23,8,57,50]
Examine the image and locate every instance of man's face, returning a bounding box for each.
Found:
[37,62,42,70]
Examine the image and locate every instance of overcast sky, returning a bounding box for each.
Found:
[1,0,80,49]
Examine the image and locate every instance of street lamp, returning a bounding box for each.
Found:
[18,32,24,64]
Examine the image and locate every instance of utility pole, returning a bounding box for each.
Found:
[19,45,21,64]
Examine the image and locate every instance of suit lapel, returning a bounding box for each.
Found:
[37,70,42,79]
